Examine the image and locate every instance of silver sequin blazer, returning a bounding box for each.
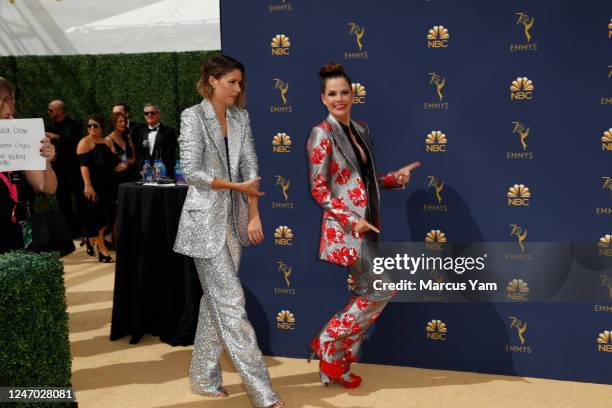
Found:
[173,99,258,258]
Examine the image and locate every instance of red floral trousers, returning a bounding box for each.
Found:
[314,247,396,372]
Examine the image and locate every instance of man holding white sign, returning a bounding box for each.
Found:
[0,77,57,254]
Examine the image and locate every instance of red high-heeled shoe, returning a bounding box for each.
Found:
[319,360,362,389]
[307,336,321,362]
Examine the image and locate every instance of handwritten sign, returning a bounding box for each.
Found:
[0,119,46,172]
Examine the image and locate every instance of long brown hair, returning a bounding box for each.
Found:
[109,111,128,140]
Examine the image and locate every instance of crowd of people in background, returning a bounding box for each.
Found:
[0,78,178,259]
[51,101,178,262]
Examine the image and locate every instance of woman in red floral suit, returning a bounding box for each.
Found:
[307,63,420,388]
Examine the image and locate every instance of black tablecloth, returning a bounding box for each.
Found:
[110,182,201,345]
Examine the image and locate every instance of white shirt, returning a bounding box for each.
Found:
[147,126,159,156]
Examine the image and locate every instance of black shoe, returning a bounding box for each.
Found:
[98,253,114,263]
[104,239,115,251]
[85,239,96,257]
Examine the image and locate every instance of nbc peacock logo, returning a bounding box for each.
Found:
[425,131,447,153]
[426,229,447,243]
[599,234,611,257]
[507,184,531,206]
[426,319,447,340]
[274,225,294,246]
[425,229,447,251]
[271,34,291,56]
[276,310,295,330]
[601,129,612,151]
[427,25,450,48]
[272,132,292,153]
[597,330,612,352]
[352,83,366,104]
[506,279,529,301]
[510,77,534,100]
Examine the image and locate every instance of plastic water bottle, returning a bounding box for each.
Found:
[142,160,152,183]
[175,160,184,184]
[158,160,166,178]
[152,159,161,181]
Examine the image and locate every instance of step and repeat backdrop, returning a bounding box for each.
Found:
[221,0,611,383]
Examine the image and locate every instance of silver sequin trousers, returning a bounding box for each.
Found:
[191,223,280,407]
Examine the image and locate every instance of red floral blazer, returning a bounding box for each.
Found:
[307,114,401,267]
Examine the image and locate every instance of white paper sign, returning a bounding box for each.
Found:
[0,119,46,172]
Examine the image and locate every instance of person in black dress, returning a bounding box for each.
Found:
[76,114,124,263]
[0,77,57,254]
[106,111,137,184]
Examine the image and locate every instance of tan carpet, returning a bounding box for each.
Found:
[65,244,612,408]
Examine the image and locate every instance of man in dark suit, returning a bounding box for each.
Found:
[133,103,178,177]
[46,99,84,237]
[112,101,144,137]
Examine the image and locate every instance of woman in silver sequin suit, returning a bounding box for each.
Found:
[174,55,284,408]
[306,63,420,388]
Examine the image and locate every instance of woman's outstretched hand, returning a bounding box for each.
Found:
[353,218,380,234]
[394,161,421,186]
[236,177,265,197]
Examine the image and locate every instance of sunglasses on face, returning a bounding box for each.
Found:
[144,111,159,116]
[87,123,100,129]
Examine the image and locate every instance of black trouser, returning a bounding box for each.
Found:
[54,169,85,238]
